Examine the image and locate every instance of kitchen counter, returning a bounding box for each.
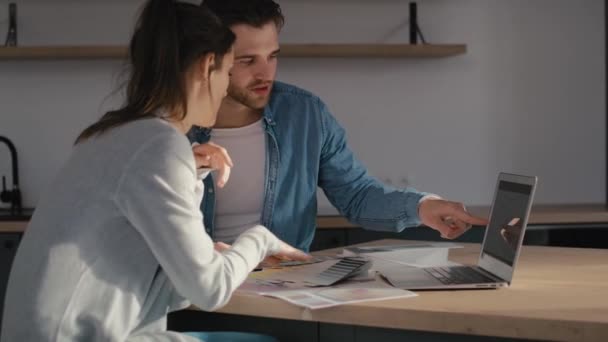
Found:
[1,204,608,234]
[0,208,35,222]
[317,204,608,228]
[0,221,27,233]
[0,208,32,233]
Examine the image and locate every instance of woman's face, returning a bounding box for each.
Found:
[200,50,234,127]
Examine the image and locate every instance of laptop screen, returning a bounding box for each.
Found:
[482,180,534,266]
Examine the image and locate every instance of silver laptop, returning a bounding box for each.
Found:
[389,172,537,290]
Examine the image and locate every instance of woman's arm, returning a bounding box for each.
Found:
[114,131,280,311]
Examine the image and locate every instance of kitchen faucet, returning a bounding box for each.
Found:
[0,136,22,215]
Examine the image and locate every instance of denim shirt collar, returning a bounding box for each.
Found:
[189,103,276,139]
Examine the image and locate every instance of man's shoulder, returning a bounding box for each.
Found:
[266,81,334,126]
[270,81,322,104]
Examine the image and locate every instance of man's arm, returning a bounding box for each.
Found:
[316,100,427,232]
[316,100,488,237]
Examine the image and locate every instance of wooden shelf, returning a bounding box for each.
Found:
[0,44,466,60]
[0,46,126,60]
[281,44,466,58]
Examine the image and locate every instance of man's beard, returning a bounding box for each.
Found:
[227,81,273,110]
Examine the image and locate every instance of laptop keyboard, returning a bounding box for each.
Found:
[424,266,498,285]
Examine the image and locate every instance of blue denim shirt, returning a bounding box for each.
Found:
[188,81,427,251]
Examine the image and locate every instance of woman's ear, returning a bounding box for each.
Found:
[198,53,216,82]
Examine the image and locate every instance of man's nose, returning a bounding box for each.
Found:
[253,60,273,80]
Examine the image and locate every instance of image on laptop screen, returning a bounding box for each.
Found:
[482,180,534,266]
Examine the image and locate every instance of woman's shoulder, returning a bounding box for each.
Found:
[122,118,192,159]
[81,118,193,168]
[113,117,187,145]
[119,117,179,136]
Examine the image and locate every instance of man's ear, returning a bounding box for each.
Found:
[198,53,216,82]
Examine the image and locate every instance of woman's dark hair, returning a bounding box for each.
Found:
[76,0,235,143]
[201,0,284,30]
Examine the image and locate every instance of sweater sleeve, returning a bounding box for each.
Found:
[114,131,281,311]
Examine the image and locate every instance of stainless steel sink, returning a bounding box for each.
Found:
[0,208,34,221]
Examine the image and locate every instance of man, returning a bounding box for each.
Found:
[189,0,487,251]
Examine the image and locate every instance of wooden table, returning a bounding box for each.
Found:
[212,240,608,341]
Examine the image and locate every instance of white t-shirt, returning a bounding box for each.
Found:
[210,118,266,243]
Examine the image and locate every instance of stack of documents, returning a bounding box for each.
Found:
[344,242,462,288]
[258,280,416,310]
[239,256,415,309]
[238,242,461,309]
[345,242,461,267]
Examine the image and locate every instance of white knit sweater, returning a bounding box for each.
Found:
[1,118,280,342]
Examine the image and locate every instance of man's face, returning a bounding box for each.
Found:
[227,22,279,110]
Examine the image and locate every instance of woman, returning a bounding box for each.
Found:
[1,1,308,341]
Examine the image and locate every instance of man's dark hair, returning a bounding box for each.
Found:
[201,0,284,29]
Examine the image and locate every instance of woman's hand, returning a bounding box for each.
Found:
[213,241,231,253]
[262,240,312,266]
[192,142,234,188]
[213,239,310,268]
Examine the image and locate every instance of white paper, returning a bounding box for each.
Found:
[258,274,417,309]
[345,242,462,268]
